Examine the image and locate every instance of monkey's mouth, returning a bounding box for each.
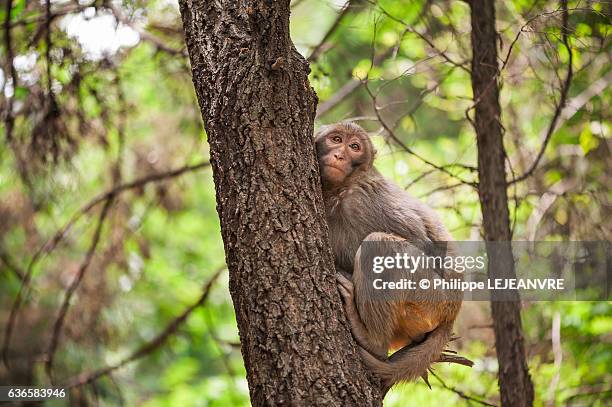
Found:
[323,164,346,174]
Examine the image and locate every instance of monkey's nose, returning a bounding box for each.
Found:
[334,153,344,160]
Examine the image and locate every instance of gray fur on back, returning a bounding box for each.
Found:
[324,167,451,273]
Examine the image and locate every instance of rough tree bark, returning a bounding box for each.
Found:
[178,1,382,405]
[469,1,535,406]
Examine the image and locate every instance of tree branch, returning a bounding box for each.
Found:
[45,196,114,383]
[64,268,224,388]
[1,160,210,368]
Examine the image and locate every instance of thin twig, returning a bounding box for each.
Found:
[316,79,362,118]
[367,0,470,73]
[546,311,562,406]
[316,0,433,118]
[63,268,225,388]
[559,70,612,124]
[45,196,114,383]
[418,182,465,198]
[45,0,53,96]
[405,168,436,190]
[509,0,574,184]
[430,370,497,407]
[9,1,98,28]
[364,83,477,188]
[43,161,211,257]
[0,250,25,281]
[500,6,600,72]
[564,383,612,402]
[308,0,358,62]
[500,8,560,72]
[1,160,210,368]
[3,0,16,143]
[108,4,185,56]
[15,1,186,57]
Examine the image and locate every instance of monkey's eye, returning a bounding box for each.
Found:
[331,135,342,143]
[349,143,361,151]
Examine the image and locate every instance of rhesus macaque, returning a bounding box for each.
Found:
[315,122,471,390]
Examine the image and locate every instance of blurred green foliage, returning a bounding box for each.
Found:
[0,0,610,405]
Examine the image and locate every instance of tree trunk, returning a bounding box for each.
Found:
[178,1,381,405]
[469,1,535,406]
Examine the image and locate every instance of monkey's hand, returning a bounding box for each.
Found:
[336,272,355,306]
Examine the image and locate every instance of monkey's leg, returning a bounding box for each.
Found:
[336,273,388,359]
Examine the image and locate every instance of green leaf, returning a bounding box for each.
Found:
[13,86,29,100]
[579,125,599,155]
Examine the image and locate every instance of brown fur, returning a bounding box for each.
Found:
[315,122,471,391]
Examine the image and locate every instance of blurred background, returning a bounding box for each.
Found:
[0,0,610,405]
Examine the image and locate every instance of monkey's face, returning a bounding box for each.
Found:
[315,123,373,188]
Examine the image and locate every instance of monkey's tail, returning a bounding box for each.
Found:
[359,321,469,389]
